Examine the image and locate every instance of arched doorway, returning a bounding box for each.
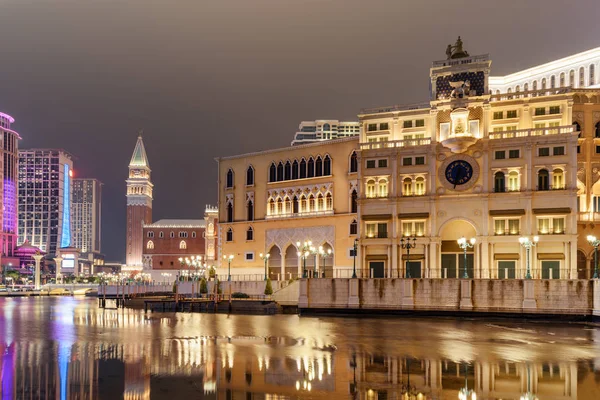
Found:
[439,219,477,279]
[268,245,281,280]
[577,250,587,279]
[284,245,298,280]
[319,242,333,278]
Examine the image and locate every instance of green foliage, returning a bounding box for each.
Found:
[216,279,222,294]
[264,278,273,295]
[5,271,19,283]
[208,267,216,279]
[231,292,249,299]
[199,277,208,294]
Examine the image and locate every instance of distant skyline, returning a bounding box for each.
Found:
[2,0,600,260]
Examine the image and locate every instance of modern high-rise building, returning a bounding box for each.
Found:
[291,120,360,146]
[18,149,73,256]
[125,135,152,268]
[0,111,20,264]
[72,178,102,253]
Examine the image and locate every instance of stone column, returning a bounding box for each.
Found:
[279,250,285,281]
[428,240,439,278]
[54,256,63,283]
[33,254,44,290]
[480,238,490,279]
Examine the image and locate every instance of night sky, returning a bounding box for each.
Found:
[1,0,600,261]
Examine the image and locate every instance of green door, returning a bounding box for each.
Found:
[441,254,457,278]
[370,261,385,278]
[406,261,422,278]
[542,261,560,279]
[497,261,516,279]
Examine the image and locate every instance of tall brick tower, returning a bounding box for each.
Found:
[125,135,153,268]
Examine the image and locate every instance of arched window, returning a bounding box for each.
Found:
[403,177,412,196]
[317,193,324,210]
[300,159,307,179]
[538,169,549,191]
[323,123,330,131]
[247,200,254,221]
[179,240,187,250]
[378,179,388,197]
[246,227,254,241]
[170,232,175,238]
[293,196,299,214]
[591,64,595,85]
[159,231,164,238]
[268,198,275,215]
[350,219,358,235]
[276,198,283,215]
[532,80,538,91]
[508,171,519,191]
[569,70,575,87]
[580,67,585,87]
[323,155,331,176]
[550,75,555,89]
[596,122,600,138]
[315,156,323,177]
[226,169,234,188]
[553,168,564,189]
[147,231,154,238]
[226,228,233,242]
[560,72,565,87]
[515,85,520,95]
[284,196,291,214]
[284,161,291,180]
[227,202,233,222]
[300,195,307,213]
[494,172,505,193]
[415,177,425,195]
[192,231,196,238]
[292,160,299,180]
[350,151,358,173]
[326,193,333,210]
[351,189,358,213]
[524,83,529,92]
[573,122,581,138]
[541,78,547,90]
[307,157,315,178]
[269,163,276,182]
[146,240,154,250]
[366,180,376,198]
[276,162,284,182]
[246,166,254,186]
[308,194,315,211]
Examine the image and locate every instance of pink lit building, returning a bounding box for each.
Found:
[0,111,20,268]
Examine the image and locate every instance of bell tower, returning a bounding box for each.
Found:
[125,134,153,268]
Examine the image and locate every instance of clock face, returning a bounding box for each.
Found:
[445,160,473,188]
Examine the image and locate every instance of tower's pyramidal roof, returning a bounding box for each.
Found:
[129,134,150,169]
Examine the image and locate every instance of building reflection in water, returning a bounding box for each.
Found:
[0,300,598,399]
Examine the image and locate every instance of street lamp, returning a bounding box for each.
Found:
[401,236,417,278]
[179,255,205,281]
[352,238,358,279]
[296,241,314,278]
[519,364,538,400]
[519,236,539,279]
[401,358,420,400]
[587,235,600,279]
[259,252,270,280]
[223,254,234,281]
[458,363,476,400]
[318,246,332,278]
[457,237,476,279]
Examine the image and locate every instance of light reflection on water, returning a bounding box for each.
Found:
[0,298,599,399]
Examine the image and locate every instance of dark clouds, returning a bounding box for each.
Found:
[1,0,599,260]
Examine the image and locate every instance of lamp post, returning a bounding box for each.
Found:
[259,252,270,280]
[519,236,539,279]
[223,254,234,281]
[458,363,476,400]
[401,358,419,400]
[318,246,332,278]
[296,240,314,278]
[352,238,358,279]
[400,236,417,278]
[587,235,600,279]
[457,237,476,279]
[519,364,538,400]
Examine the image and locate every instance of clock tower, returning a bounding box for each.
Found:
[125,135,153,268]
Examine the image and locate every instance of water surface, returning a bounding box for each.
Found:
[0,297,599,399]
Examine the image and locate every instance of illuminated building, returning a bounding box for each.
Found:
[18,149,73,257]
[0,111,20,267]
[141,208,218,278]
[125,135,152,269]
[72,178,102,254]
[291,120,360,146]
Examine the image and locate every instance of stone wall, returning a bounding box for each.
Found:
[299,278,596,316]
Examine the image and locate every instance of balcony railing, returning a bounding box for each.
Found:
[365,233,388,239]
[489,87,571,101]
[536,185,566,191]
[578,212,600,222]
[489,125,574,140]
[360,137,431,150]
[265,210,333,219]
